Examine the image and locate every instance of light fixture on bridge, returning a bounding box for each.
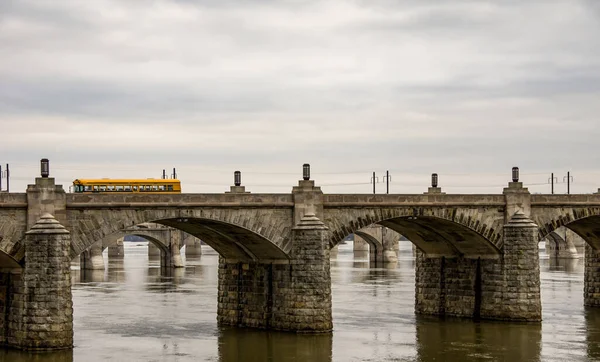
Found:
[303,163,310,181]
[40,158,50,178]
[234,171,241,187]
[431,173,438,188]
[512,167,519,182]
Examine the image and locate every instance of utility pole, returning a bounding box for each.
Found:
[172,167,177,179]
[563,172,573,194]
[370,172,378,194]
[548,173,557,194]
[382,170,391,194]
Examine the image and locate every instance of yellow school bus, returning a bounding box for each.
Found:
[72,179,181,193]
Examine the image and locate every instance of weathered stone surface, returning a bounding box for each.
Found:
[585,244,600,307]
[3,174,600,350]
[415,212,541,322]
[8,213,73,350]
[217,213,332,333]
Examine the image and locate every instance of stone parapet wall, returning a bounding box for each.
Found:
[585,245,600,307]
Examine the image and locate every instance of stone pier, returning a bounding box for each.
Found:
[148,242,161,257]
[415,212,541,321]
[217,214,332,332]
[80,240,104,270]
[216,178,332,333]
[585,244,600,307]
[4,214,73,350]
[354,225,399,263]
[185,237,203,257]
[353,234,369,259]
[107,237,124,259]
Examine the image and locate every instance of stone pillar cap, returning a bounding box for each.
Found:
[26,213,69,235]
[506,211,536,227]
[293,213,329,230]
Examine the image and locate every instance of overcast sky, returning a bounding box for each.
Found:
[1,0,599,194]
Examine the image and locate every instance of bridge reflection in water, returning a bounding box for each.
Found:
[1,242,600,361]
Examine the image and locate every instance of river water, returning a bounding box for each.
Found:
[1,242,599,362]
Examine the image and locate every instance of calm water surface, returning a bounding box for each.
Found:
[1,242,599,362]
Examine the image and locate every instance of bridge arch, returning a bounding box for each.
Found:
[325,207,502,258]
[67,208,292,262]
[534,207,600,250]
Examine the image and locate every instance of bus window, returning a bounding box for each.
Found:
[107,186,115,191]
[124,185,132,191]
[116,185,124,192]
[84,186,92,192]
[152,185,158,191]
[93,185,99,192]
[167,185,173,191]
[145,185,152,191]
[158,185,165,191]
[100,186,107,192]
[132,186,138,191]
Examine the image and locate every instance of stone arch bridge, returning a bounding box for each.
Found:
[1,172,600,350]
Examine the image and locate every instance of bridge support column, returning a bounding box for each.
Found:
[185,237,202,257]
[148,242,161,257]
[80,241,104,270]
[217,214,332,333]
[585,244,600,307]
[107,238,124,259]
[415,212,541,322]
[169,230,184,268]
[270,213,332,332]
[7,214,73,350]
[353,236,369,259]
[481,212,541,321]
[415,253,480,317]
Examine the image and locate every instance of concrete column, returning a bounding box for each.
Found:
[169,229,184,268]
[481,211,541,321]
[107,238,124,259]
[353,235,369,252]
[271,213,332,332]
[8,213,73,350]
[585,244,600,307]
[80,241,104,270]
[185,237,202,257]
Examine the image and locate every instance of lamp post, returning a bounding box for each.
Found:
[303,163,310,181]
[512,167,519,183]
[41,158,50,178]
[234,171,241,187]
[431,173,438,188]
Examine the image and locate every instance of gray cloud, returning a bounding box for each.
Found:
[0,0,599,194]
